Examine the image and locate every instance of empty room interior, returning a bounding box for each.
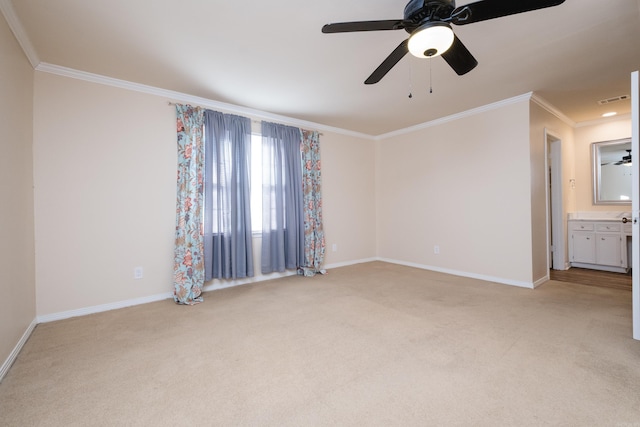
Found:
[2,0,640,425]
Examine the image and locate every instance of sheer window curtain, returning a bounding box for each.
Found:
[261,122,304,274]
[203,110,254,280]
[173,105,206,304]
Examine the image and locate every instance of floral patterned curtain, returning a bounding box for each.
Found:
[299,130,326,276]
[173,105,206,304]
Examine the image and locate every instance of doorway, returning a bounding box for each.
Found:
[546,131,564,271]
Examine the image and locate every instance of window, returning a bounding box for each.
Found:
[202,121,255,236]
[202,132,263,234]
[250,132,293,234]
[250,133,262,232]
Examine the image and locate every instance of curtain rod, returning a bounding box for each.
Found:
[168,101,259,124]
[168,101,323,135]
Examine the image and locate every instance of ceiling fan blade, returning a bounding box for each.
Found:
[440,35,478,76]
[322,20,405,33]
[364,39,409,85]
[450,0,566,25]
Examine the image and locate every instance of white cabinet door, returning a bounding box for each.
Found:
[571,232,596,264]
[596,233,622,267]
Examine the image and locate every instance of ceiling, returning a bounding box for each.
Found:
[4,0,640,136]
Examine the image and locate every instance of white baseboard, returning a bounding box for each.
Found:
[202,270,297,292]
[37,292,173,324]
[1,318,37,384]
[3,257,538,384]
[324,257,378,270]
[2,257,534,383]
[32,257,535,325]
[35,259,381,323]
[202,258,379,291]
[533,274,550,288]
[378,258,535,289]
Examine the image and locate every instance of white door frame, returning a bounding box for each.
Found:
[631,70,639,340]
[545,130,565,271]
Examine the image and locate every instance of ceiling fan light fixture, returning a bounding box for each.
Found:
[408,22,454,59]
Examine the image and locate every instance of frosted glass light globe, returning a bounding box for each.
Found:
[408,22,454,58]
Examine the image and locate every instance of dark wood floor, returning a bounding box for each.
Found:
[550,267,632,291]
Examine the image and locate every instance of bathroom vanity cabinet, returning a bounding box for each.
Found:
[568,219,631,273]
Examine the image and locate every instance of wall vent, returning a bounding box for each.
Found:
[597,94,630,105]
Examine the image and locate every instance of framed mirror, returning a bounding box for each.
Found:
[592,138,632,205]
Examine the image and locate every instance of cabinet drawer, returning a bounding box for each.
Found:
[570,222,594,231]
[596,223,621,232]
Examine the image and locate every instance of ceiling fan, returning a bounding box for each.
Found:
[615,150,632,166]
[322,0,566,84]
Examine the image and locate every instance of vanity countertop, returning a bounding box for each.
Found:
[569,218,628,222]
[568,212,631,222]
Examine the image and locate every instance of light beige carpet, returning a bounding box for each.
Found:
[1,261,639,426]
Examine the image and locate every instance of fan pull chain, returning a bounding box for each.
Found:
[429,56,433,94]
[408,59,413,99]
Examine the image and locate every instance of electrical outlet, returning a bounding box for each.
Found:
[332,244,338,252]
[134,267,144,279]
[434,245,440,254]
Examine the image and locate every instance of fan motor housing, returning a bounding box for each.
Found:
[404,0,456,27]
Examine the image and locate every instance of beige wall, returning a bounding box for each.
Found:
[0,15,36,369]
[376,100,536,286]
[32,72,376,316]
[574,117,632,212]
[321,132,376,265]
[33,73,177,316]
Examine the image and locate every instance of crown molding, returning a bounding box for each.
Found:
[376,93,535,140]
[0,0,39,68]
[574,112,632,128]
[530,93,576,127]
[34,63,575,141]
[35,62,375,140]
